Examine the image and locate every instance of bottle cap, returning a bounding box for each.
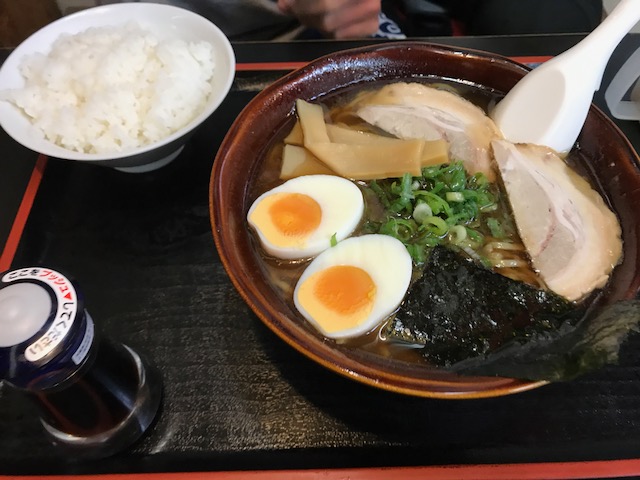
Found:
[0,282,52,347]
[0,267,85,388]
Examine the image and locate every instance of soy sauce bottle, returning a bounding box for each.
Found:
[0,267,162,458]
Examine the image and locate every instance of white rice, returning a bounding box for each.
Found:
[2,22,216,154]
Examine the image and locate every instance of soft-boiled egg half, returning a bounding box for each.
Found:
[247,175,364,259]
[294,234,412,339]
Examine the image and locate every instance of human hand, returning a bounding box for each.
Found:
[277,0,381,39]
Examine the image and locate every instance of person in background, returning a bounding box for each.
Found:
[60,0,603,40]
[280,0,605,39]
[276,0,382,39]
[198,0,604,39]
[78,0,385,40]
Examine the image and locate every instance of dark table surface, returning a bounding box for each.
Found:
[1,34,640,478]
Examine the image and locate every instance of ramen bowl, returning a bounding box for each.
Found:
[0,3,235,173]
[210,42,640,399]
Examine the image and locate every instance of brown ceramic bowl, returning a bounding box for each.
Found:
[209,42,640,399]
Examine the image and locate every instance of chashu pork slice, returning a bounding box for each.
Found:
[492,139,622,301]
[354,82,502,181]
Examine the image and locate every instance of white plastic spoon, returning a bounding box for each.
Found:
[490,0,640,154]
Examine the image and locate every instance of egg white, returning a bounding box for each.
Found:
[247,174,364,259]
[293,234,413,339]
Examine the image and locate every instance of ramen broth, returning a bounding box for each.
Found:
[247,78,586,365]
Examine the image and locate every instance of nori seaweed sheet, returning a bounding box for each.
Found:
[386,246,584,366]
[449,300,640,381]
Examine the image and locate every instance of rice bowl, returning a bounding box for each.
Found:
[0,3,235,172]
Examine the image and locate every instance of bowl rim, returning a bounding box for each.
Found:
[0,2,236,162]
[210,40,640,399]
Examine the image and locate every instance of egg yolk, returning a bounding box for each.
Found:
[269,193,321,236]
[249,192,322,248]
[297,265,376,333]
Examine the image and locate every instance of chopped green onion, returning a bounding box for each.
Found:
[414,190,452,216]
[480,203,498,212]
[412,202,433,224]
[380,218,417,242]
[445,191,465,203]
[330,233,338,247]
[448,225,467,244]
[422,216,449,236]
[405,244,427,264]
[466,228,484,243]
[487,217,505,238]
[361,160,508,266]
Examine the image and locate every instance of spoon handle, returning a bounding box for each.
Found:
[576,0,640,89]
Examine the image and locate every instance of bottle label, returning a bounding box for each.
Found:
[2,268,78,362]
[72,312,94,365]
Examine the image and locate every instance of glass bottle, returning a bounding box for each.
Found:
[0,267,162,458]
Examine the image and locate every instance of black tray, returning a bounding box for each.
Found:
[2,35,640,476]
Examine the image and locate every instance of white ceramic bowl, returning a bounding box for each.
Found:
[0,3,235,173]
